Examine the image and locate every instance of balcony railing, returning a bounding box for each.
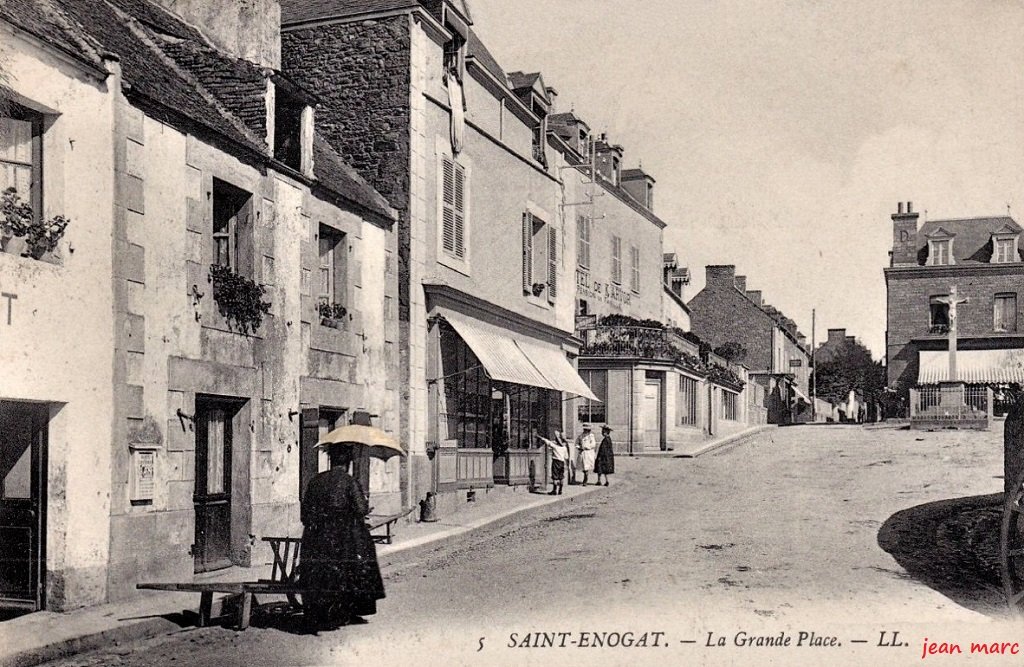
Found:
[581,326,698,361]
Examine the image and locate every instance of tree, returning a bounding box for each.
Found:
[713,341,747,363]
[811,339,885,407]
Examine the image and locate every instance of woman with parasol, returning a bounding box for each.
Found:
[299,416,401,630]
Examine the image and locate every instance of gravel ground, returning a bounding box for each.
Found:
[42,423,1023,667]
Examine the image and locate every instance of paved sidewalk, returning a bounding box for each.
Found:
[0,483,601,667]
[630,424,774,458]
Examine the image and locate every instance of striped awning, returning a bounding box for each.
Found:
[443,314,599,401]
[918,348,1024,384]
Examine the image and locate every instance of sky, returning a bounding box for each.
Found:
[469,0,1024,358]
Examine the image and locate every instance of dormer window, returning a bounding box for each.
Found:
[271,78,313,176]
[926,227,955,266]
[992,230,1019,264]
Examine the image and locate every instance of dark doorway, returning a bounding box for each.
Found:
[299,408,345,502]
[0,401,48,613]
[193,397,243,573]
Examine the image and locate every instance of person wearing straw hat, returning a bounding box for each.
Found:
[595,425,616,486]
[299,444,385,631]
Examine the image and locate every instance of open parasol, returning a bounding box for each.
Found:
[316,424,406,459]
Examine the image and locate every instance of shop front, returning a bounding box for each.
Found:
[426,304,597,498]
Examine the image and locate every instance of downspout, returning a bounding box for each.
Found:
[629,366,635,454]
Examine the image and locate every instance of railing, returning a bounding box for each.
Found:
[909,384,992,427]
[929,324,950,335]
[581,326,698,361]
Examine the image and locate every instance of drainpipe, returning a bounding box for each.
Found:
[629,366,635,454]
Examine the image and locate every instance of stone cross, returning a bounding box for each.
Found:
[935,285,969,381]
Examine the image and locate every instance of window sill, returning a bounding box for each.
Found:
[438,253,470,277]
[0,240,63,266]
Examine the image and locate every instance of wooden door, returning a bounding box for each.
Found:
[0,402,47,612]
[194,402,233,573]
[641,381,662,452]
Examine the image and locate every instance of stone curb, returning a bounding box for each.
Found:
[672,425,775,458]
[0,486,605,667]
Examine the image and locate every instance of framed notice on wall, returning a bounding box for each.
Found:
[129,445,158,504]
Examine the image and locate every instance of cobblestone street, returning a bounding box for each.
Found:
[39,424,1023,667]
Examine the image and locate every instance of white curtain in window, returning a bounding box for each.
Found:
[206,409,225,494]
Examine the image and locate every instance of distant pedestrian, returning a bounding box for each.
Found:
[595,425,615,486]
[538,433,568,495]
[575,424,597,485]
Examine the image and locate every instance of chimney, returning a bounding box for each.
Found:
[153,0,282,68]
[891,200,920,266]
[746,290,763,306]
[594,136,623,185]
[734,275,747,293]
[705,265,736,288]
[827,328,846,344]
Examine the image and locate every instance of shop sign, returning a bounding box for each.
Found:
[576,269,632,307]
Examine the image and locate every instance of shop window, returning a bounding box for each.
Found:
[994,293,1018,333]
[678,375,699,426]
[610,236,622,285]
[577,369,607,424]
[929,295,950,334]
[577,215,591,269]
[0,103,44,220]
[212,179,254,276]
[318,224,347,312]
[441,156,467,260]
[441,328,491,449]
[721,390,738,421]
[507,385,553,450]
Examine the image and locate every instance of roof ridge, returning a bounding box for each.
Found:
[927,214,1017,223]
[100,0,268,153]
[39,0,108,68]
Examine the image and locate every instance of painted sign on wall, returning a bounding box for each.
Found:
[576,269,632,307]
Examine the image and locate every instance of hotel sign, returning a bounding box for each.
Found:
[789,359,803,367]
[576,269,632,307]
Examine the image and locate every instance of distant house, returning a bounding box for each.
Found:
[815,328,857,364]
[687,265,811,424]
[884,201,1023,422]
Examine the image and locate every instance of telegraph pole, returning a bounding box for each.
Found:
[811,308,817,421]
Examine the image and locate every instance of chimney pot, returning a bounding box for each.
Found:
[897,202,904,214]
[907,201,913,214]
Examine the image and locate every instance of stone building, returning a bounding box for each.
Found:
[687,265,811,424]
[281,0,598,516]
[545,113,751,452]
[815,328,858,364]
[884,201,1023,420]
[0,0,398,612]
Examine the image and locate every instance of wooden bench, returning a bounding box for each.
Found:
[136,511,412,629]
[368,508,415,544]
[138,537,307,630]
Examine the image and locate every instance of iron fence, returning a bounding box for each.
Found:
[909,384,992,422]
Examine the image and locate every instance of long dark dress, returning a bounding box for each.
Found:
[298,467,385,625]
[594,435,615,475]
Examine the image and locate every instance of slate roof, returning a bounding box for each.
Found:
[915,216,1023,265]
[507,71,540,91]
[3,0,396,222]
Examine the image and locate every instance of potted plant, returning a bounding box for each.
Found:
[317,300,348,329]
[209,264,271,334]
[2,188,69,260]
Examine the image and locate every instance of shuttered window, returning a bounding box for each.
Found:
[611,236,622,285]
[522,212,533,293]
[547,224,558,302]
[577,215,590,268]
[630,245,640,293]
[442,157,466,259]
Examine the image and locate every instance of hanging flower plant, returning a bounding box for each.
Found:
[209,263,271,334]
[2,187,69,259]
[317,300,348,329]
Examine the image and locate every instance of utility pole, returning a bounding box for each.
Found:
[811,308,816,421]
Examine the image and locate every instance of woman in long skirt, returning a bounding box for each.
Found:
[299,447,385,631]
[594,425,615,486]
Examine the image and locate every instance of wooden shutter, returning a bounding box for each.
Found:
[611,236,622,284]
[442,158,456,255]
[522,211,533,293]
[453,162,465,258]
[299,408,320,502]
[547,224,558,302]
